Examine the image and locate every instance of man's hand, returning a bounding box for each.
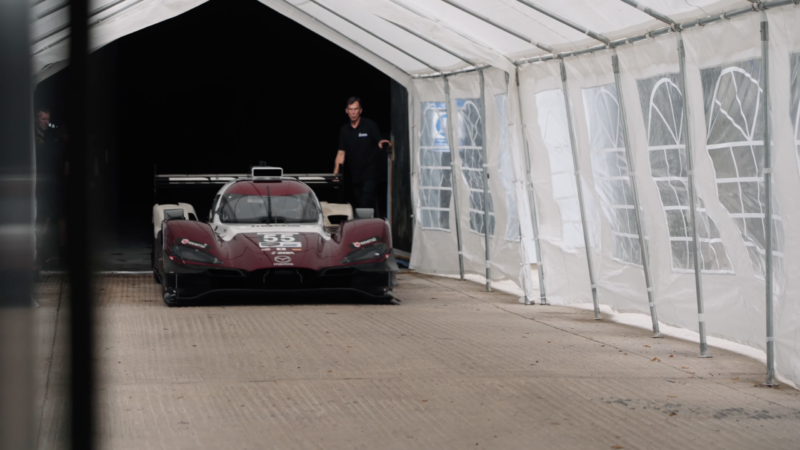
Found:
[379,139,392,150]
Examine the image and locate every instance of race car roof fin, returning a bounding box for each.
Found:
[252,166,283,179]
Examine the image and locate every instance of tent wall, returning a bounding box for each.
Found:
[410,77,461,275]
[556,51,653,315]
[681,12,777,350]
[613,30,743,336]
[518,60,597,305]
[767,6,800,388]
[409,70,534,296]
[512,6,800,386]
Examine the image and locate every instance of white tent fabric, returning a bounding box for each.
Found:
[765,5,800,387]
[28,0,800,385]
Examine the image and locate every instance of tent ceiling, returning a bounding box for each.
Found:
[29,0,754,83]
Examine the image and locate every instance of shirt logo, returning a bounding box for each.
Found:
[358,133,368,137]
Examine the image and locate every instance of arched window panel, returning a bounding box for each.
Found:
[701,59,785,282]
[636,74,733,274]
[419,101,453,231]
[493,93,521,242]
[791,53,800,177]
[456,98,495,236]
[535,89,596,249]
[582,84,643,267]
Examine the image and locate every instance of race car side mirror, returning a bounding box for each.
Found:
[163,208,185,221]
[354,208,374,219]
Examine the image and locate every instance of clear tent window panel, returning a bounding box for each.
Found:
[535,89,587,249]
[701,59,784,282]
[791,53,800,177]
[582,84,643,266]
[636,74,733,274]
[493,93,521,242]
[419,101,453,231]
[456,98,495,236]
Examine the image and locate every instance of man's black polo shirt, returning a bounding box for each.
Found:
[338,117,384,183]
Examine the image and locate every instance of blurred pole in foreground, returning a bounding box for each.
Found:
[0,1,36,449]
[66,0,97,448]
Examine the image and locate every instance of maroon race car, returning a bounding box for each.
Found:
[151,167,398,306]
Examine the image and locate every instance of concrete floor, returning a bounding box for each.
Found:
[34,272,800,450]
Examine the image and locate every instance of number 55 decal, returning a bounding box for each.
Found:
[258,233,302,249]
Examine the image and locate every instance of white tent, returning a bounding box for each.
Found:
[30,0,800,386]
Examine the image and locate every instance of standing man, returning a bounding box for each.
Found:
[34,108,55,146]
[333,97,391,216]
[33,107,67,267]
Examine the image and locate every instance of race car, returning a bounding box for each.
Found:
[151,166,397,305]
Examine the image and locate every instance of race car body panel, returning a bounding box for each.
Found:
[153,170,397,304]
[161,220,392,272]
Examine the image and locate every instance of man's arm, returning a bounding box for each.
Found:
[333,150,345,174]
[334,126,346,174]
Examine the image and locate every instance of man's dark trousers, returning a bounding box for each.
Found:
[353,178,380,217]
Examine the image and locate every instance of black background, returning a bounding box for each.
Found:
[35,0,392,246]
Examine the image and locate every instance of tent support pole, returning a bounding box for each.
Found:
[515,69,547,305]
[441,0,553,53]
[278,0,411,77]
[479,70,493,291]
[388,0,521,62]
[618,0,677,26]
[387,144,392,223]
[382,18,478,67]
[760,12,778,387]
[445,77,466,280]
[612,53,660,338]
[409,98,416,245]
[517,0,611,45]
[676,32,711,357]
[304,0,441,72]
[560,59,600,319]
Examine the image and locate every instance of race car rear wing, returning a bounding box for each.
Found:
[154,169,346,207]
[154,173,343,188]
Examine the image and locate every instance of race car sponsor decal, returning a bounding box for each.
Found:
[273,255,293,266]
[350,236,380,249]
[179,238,209,249]
[251,224,301,228]
[258,232,302,250]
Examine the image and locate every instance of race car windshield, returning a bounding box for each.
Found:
[219,193,320,224]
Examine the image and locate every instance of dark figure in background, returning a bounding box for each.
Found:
[34,108,68,267]
[333,97,391,216]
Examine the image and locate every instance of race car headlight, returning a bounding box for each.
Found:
[169,245,223,265]
[341,242,389,264]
